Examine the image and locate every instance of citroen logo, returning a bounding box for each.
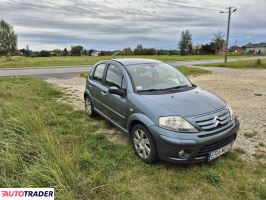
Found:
[213,115,221,127]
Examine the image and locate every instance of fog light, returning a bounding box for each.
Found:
[178,150,190,159]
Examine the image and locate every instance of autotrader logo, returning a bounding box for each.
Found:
[0,188,54,199]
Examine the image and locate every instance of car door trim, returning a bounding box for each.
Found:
[92,97,126,119]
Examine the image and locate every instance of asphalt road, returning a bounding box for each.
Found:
[0,56,265,78]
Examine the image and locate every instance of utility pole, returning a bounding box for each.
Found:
[220,7,237,63]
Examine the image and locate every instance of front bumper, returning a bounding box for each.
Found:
[149,118,240,163]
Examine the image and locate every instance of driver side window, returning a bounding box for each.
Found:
[105,64,124,89]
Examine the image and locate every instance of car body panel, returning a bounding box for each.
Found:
[140,87,226,117]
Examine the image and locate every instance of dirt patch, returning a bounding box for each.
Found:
[46,77,128,145]
[46,77,86,110]
[46,68,266,161]
[191,67,266,162]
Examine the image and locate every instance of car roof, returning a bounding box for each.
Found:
[112,58,162,66]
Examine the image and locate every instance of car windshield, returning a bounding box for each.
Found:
[125,63,193,92]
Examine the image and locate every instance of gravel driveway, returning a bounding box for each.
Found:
[46,67,266,162]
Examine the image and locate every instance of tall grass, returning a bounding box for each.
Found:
[0,78,78,199]
[0,103,75,199]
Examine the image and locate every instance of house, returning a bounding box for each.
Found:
[229,46,245,55]
[91,50,100,56]
[192,44,202,54]
[244,42,266,54]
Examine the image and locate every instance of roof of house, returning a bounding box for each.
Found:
[244,42,266,48]
[112,58,161,66]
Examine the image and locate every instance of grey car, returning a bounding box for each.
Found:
[84,58,239,164]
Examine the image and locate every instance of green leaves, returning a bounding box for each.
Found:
[0,20,17,56]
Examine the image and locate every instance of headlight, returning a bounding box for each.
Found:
[159,116,198,132]
[227,106,235,120]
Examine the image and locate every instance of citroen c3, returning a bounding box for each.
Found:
[84,58,239,163]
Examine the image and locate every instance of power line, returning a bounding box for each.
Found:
[150,0,222,11]
[167,0,225,9]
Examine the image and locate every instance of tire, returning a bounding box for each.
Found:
[131,124,158,163]
[84,96,96,117]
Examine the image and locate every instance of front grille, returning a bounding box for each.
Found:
[194,109,230,131]
[196,134,236,158]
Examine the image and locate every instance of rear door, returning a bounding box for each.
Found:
[102,64,127,129]
[89,63,107,113]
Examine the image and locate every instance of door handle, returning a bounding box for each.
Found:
[101,91,106,96]
[88,84,92,88]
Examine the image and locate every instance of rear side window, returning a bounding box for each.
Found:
[105,64,123,88]
[93,64,106,83]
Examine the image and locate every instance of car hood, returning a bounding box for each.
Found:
[141,87,226,117]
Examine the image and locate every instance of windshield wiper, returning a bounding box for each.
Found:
[137,86,190,93]
[163,85,190,91]
[137,88,165,93]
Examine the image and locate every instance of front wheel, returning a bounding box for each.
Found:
[84,96,96,117]
[132,124,158,163]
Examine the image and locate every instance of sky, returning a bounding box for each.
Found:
[0,0,265,51]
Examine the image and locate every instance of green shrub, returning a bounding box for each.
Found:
[255,59,262,66]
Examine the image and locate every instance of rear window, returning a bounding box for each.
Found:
[105,64,123,88]
[93,64,106,83]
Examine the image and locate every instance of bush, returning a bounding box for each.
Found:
[255,59,262,66]
[39,50,51,57]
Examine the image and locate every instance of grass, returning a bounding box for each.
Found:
[234,148,246,154]
[0,55,256,68]
[80,66,211,79]
[259,142,265,147]
[177,66,211,76]
[244,131,257,138]
[202,58,266,69]
[1,77,266,199]
[254,93,263,96]
[80,72,88,78]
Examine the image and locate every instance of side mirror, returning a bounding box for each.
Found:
[108,86,126,97]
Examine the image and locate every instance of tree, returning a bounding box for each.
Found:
[0,20,17,57]
[63,48,68,56]
[212,31,225,54]
[39,50,51,57]
[122,47,132,56]
[178,30,192,55]
[71,45,84,56]
[24,44,32,57]
[201,43,215,55]
[133,44,143,55]
[51,49,62,56]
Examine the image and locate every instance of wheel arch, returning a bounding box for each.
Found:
[127,113,155,138]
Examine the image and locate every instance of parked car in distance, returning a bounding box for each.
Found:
[84,58,239,163]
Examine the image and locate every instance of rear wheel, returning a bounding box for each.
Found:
[85,96,96,117]
[132,124,158,163]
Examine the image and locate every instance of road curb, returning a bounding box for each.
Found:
[0,65,92,70]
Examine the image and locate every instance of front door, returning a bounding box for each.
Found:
[102,64,127,129]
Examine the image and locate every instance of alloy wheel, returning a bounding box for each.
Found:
[85,98,92,115]
[133,129,151,159]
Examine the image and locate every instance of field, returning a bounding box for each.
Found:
[1,77,265,200]
[201,58,266,69]
[0,55,254,68]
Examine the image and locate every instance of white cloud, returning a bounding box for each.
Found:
[0,0,265,50]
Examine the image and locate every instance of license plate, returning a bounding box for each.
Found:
[208,142,234,161]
